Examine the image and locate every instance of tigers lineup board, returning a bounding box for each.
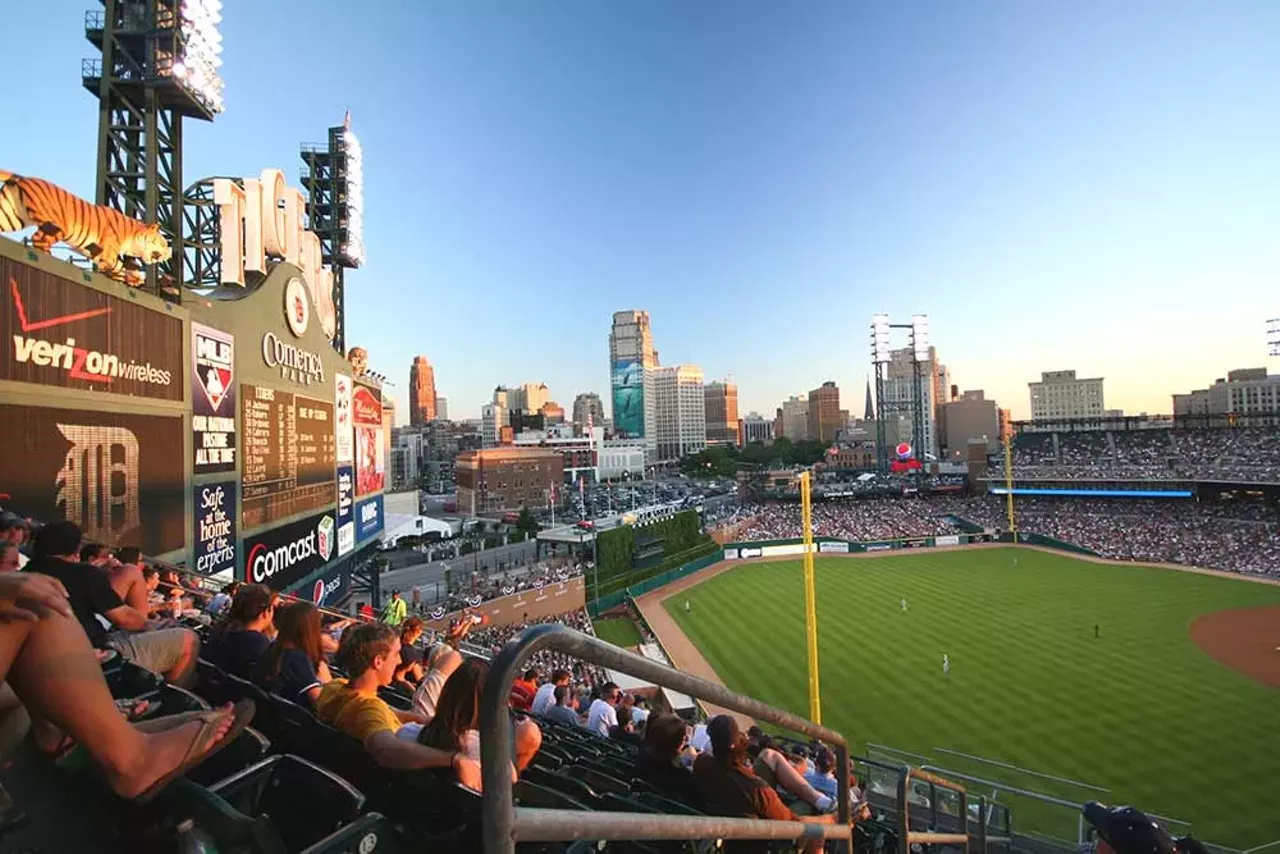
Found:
[241,383,337,529]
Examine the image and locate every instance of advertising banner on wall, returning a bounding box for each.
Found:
[336,464,355,556]
[334,373,353,464]
[243,509,337,590]
[240,383,337,529]
[308,561,351,608]
[1,256,183,401]
[192,323,236,474]
[0,404,183,555]
[935,534,961,547]
[610,359,644,437]
[353,383,384,495]
[818,541,850,553]
[193,481,237,576]
[355,495,384,542]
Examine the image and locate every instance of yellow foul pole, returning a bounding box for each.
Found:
[799,471,821,724]
[1003,430,1018,544]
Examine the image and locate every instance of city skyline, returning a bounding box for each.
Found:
[8,0,1279,425]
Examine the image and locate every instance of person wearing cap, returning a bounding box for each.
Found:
[1083,802,1207,854]
[693,715,839,854]
[380,590,407,627]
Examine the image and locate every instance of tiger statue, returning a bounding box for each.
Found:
[0,169,171,286]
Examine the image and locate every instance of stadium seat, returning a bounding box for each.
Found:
[514,780,592,811]
[635,791,704,816]
[564,764,631,796]
[105,659,165,700]
[196,658,236,706]
[185,726,271,787]
[521,766,600,806]
[208,754,366,851]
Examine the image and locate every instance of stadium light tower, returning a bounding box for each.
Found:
[83,0,225,295]
[301,112,366,354]
[1268,318,1280,357]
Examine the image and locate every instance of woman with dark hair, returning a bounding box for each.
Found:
[254,601,332,707]
[415,657,542,791]
[203,584,274,679]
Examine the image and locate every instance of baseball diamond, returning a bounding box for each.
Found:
[644,547,1280,848]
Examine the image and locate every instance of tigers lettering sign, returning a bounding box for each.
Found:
[0,404,184,555]
[1,256,182,401]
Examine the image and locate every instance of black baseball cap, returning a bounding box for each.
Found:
[1083,802,1174,854]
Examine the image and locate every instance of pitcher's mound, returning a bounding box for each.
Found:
[1190,606,1280,689]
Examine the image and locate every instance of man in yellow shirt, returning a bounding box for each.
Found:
[379,590,408,627]
[316,622,477,783]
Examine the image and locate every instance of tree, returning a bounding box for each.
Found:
[515,507,541,537]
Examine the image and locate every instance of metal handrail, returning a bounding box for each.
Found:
[478,623,852,852]
[898,766,971,851]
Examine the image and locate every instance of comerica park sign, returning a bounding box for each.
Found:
[211,169,337,341]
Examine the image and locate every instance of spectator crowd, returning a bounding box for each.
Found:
[715,499,958,542]
[993,426,1280,483]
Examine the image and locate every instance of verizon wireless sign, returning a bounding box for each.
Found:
[243,511,336,591]
[2,257,182,401]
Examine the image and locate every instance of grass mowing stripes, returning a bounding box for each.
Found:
[592,616,645,648]
[664,548,1280,848]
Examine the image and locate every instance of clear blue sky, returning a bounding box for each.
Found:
[9,1,1280,421]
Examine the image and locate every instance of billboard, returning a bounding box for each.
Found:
[192,323,236,474]
[336,464,355,556]
[355,495,384,542]
[353,383,384,495]
[193,481,237,576]
[243,509,336,591]
[0,404,183,555]
[610,358,645,437]
[1,256,182,400]
[308,561,351,608]
[334,372,353,463]
[241,383,337,529]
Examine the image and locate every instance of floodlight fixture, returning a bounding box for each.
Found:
[911,314,931,363]
[339,126,366,266]
[178,0,225,115]
[871,313,892,364]
[1268,318,1280,357]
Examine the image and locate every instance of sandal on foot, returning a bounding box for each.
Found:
[131,699,255,805]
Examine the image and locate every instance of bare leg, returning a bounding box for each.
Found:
[167,631,199,688]
[0,611,234,799]
[514,718,542,772]
[757,747,825,807]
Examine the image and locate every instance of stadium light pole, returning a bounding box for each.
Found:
[798,471,821,724]
[1268,318,1279,357]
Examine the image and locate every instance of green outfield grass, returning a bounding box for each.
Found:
[664,548,1280,848]
[593,616,645,648]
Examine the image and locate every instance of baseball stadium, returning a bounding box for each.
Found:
[3,2,1280,854]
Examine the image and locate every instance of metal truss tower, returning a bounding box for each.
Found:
[301,114,366,355]
[82,0,224,296]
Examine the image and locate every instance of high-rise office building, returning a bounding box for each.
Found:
[780,396,809,441]
[1029,370,1105,421]
[807,381,842,444]
[654,365,706,462]
[940,389,1001,458]
[883,347,943,456]
[740,412,774,445]
[704,381,740,445]
[435,396,448,421]
[408,356,437,426]
[609,310,661,461]
[572,392,606,436]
